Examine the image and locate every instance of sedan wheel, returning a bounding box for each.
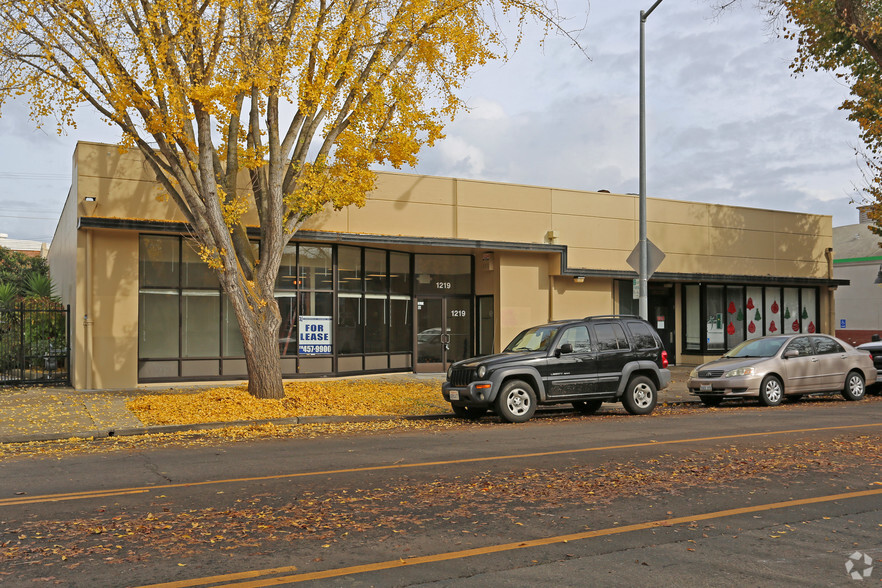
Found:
[759,375,783,407]
[842,371,866,401]
[495,379,537,423]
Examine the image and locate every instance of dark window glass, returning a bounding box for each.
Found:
[617,280,637,316]
[365,249,388,293]
[785,337,814,356]
[300,291,333,317]
[139,291,179,358]
[625,321,657,350]
[140,235,179,288]
[390,252,411,295]
[707,285,725,351]
[684,284,701,351]
[276,244,298,290]
[811,336,844,354]
[337,294,363,354]
[182,241,218,288]
[338,246,362,292]
[559,325,591,352]
[611,323,629,349]
[182,291,219,357]
[299,245,333,290]
[414,254,471,295]
[593,324,618,351]
[390,296,412,352]
[277,294,298,356]
[222,297,244,357]
[365,295,388,353]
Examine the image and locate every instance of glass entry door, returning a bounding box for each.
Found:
[415,297,471,372]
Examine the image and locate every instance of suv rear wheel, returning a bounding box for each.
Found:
[622,375,657,415]
[495,379,537,423]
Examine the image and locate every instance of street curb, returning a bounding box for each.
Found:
[0,398,698,445]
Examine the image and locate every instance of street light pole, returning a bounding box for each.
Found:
[639,0,664,321]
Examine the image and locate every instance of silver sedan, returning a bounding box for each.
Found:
[687,334,876,407]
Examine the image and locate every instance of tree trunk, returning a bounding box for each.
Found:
[237,295,286,400]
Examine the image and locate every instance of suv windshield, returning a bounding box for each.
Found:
[504,325,561,352]
[724,336,788,358]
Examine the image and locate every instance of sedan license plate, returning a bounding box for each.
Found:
[700,383,712,393]
[449,390,460,401]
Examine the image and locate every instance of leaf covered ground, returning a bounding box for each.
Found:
[128,379,449,425]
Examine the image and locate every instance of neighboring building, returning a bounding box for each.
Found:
[833,206,882,345]
[0,233,49,258]
[49,142,844,389]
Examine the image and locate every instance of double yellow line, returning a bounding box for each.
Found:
[138,486,882,587]
[3,422,881,508]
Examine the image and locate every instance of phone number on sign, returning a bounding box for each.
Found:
[299,345,332,354]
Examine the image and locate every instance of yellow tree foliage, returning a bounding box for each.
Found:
[0,0,562,398]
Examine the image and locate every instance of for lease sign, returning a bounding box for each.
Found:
[299,315,332,354]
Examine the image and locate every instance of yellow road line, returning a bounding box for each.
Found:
[137,486,882,587]
[2,421,880,508]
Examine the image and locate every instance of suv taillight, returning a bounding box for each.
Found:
[661,350,669,369]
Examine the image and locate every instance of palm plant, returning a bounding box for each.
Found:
[23,273,57,302]
[0,283,17,308]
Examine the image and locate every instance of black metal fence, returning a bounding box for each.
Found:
[0,303,70,386]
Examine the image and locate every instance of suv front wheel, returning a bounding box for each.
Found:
[622,375,657,415]
[495,379,537,423]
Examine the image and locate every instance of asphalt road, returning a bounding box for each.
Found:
[2,398,882,587]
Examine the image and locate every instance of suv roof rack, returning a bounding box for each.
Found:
[583,314,642,320]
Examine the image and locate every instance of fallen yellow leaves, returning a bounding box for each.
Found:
[128,379,448,425]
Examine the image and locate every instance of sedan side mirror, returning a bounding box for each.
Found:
[783,350,799,359]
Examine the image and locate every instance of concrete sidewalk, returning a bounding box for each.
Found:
[0,366,696,444]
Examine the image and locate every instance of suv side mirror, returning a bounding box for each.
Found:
[555,343,573,357]
[783,349,799,359]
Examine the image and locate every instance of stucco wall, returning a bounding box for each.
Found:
[73,141,833,281]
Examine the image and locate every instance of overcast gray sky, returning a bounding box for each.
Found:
[0,0,866,243]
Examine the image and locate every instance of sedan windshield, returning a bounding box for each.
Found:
[504,326,561,352]
[724,336,788,358]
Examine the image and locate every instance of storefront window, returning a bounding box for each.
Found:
[684,285,701,351]
[783,287,800,334]
[276,244,298,290]
[682,283,820,355]
[414,254,471,295]
[277,294,298,356]
[138,237,439,379]
[365,249,388,293]
[390,296,412,352]
[390,252,411,295]
[181,291,219,357]
[140,235,179,288]
[299,245,333,290]
[182,241,217,288]
[365,295,388,353]
[765,287,781,335]
[222,297,245,357]
[337,293,363,354]
[139,290,179,358]
[726,286,745,349]
[746,287,763,339]
[802,288,817,333]
[707,286,725,351]
[338,246,362,292]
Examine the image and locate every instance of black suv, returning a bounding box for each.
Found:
[442,315,671,423]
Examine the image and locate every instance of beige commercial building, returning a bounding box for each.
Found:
[50,142,843,389]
